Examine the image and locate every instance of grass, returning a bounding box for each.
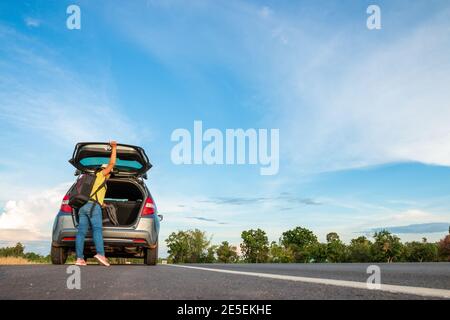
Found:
[0,256,148,265]
[0,257,36,265]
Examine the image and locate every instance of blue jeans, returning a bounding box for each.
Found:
[75,202,105,259]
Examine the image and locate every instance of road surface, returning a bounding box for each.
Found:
[0,263,449,299]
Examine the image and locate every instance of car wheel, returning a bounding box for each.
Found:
[51,245,68,264]
[144,243,158,265]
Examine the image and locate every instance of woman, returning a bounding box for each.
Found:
[75,141,117,266]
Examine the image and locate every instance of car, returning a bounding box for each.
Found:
[51,142,161,265]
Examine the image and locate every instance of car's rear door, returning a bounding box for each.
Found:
[69,142,152,177]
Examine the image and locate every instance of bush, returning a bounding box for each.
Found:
[348,236,373,262]
[165,229,214,263]
[281,227,318,263]
[216,241,238,263]
[269,241,295,263]
[438,234,450,261]
[305,242,327,263]
[402,239,438,262]
[326,237,349,262]
[371,230,403,263]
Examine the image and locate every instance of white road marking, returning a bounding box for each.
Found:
[166,264,450,299]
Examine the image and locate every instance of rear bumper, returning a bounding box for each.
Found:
[54,230,156,247]
[52,214,159,248]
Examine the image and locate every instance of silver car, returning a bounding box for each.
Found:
[51,142,161,265]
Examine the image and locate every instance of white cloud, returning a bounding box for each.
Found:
[390,209,438,224]
[0,229,46,242]
[354,208,446,232]
[0,183,70,241]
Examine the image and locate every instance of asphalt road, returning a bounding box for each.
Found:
[0,263,449,300]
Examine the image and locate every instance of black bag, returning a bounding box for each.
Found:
[102,203,119,226]
[68,173,105,209]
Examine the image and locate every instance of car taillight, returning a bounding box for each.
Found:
[141,197,156,216]
[60,194,72,214]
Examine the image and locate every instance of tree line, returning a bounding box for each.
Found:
[0,243,51,263]
[165,227,450,263]
[1,227,449,264]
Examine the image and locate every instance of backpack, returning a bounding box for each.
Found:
[68,172,106,209]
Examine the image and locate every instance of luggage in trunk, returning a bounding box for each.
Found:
[102,200,143,226]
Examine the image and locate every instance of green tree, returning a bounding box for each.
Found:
[371,230,403,263]
[240,229,269,263]
[438,232,450,262]
[402,239,438,262]
[13,242,25,256]
[216,241,238,263]
[166,230,190,263]
[165,229,211,263]
[188,229,211,263]
[348,236,373,262]
[269,241,295,263]
[202,245,217,263]
[326,233,348,263]
[0,242,25,257]
[281,227,318,262]
[305,242,328,263]
[326,232,340,243]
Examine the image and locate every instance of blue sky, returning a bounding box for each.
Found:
[0,0,449,255]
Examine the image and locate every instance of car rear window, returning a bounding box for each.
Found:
[80,157,143,171]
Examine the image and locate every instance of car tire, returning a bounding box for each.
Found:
[144,243,158,265]
[51,245,68,264]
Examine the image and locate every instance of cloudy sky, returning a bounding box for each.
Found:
[0,0,449,256]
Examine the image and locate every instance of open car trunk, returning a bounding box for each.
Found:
[74,179,144,227]
[103,179,144,227]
